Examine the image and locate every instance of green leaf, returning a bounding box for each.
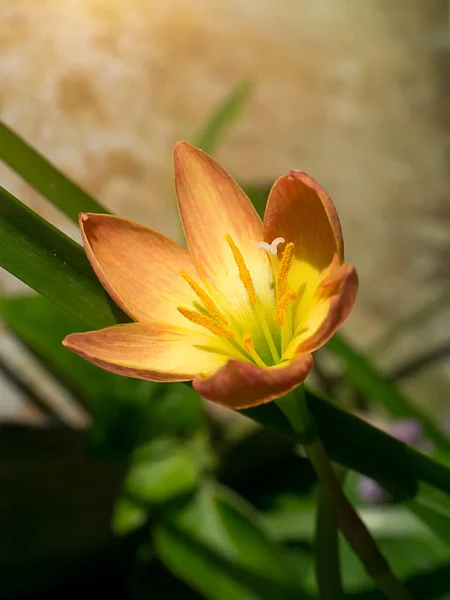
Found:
[153,484,309,600]
[125,441,199,506]
[0,185,126,329]
[0,121,107,222]
[244,398,450,499]
[2,186,450,498]
[193,80,253,154]
[112,495,148,536]
[327,333,449,452]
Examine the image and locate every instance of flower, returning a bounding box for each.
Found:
[63,143,358,409]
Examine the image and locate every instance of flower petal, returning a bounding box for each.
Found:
[285,262,358,356]
[174,142,274,314]
[63,322,228,382]
[193,354,314,410]
[264,170,344,268]
[80,213,198,327]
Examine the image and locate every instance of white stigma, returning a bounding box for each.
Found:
[256,237,285,255]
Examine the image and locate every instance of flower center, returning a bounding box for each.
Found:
[177,235,297,367]
[274,241,297,350]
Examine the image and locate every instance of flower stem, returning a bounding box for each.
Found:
[304,436,413,600]
[276,387,413,600]
[315,482,343,599]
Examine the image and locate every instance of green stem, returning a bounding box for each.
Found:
[276,389,316,444]
[276,388,413,600]
[305,437,413,600]
[315,482,343,599]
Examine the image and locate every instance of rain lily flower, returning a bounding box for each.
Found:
[63,143,358,409]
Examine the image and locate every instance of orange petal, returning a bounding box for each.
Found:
[264,171,344,269]
[63,323,228,382]
[193,353,314,410]
[174,142,273,311]
[80,213,198,327]
[293,262,358,354]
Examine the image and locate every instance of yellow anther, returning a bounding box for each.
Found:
[242,332,255,354]
[275,242,296,327]
[177,307,234,339]
[180,269,228,325]
[275,289,297,325]
[225,234,257,305]
[242,333,266,368]
[276,242,295,300]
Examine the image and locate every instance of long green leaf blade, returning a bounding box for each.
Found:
[0,121,107,221]
[244,398,450,498]
[0,185,125,329]
[193,80,253,154]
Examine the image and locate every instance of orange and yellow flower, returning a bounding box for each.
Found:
[63,143,358,409]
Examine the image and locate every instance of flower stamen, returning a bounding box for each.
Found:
[276,242,295,301]
[177,307,234,339]
[274,244,296,353]
[225,234,257,305]
[276,289,297,353]
[180,269,229,325]
[275,289,297,325]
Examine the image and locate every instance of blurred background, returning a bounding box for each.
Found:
[0,1,449,598]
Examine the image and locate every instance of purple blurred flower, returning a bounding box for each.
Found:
[358,476,389,505]
[391,419,424,446]
[358,418,428,504]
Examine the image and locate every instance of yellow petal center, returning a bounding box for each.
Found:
[177,235,302,367]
